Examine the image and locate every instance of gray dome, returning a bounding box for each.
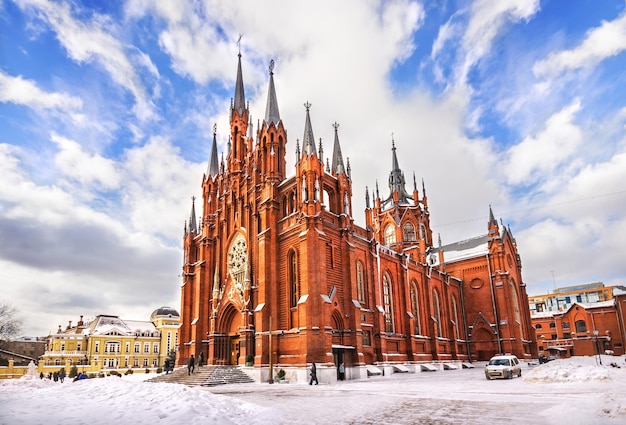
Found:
[150,306,180,319]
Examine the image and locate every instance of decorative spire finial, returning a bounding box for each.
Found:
[304,101,311,111]
[237,33,243,55]
[269,59,275,74]
[213,123,217,136]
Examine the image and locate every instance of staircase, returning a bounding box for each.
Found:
[202,366,255,386]
[147,365,254,387]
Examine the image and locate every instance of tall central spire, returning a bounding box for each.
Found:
[233,35,246,116]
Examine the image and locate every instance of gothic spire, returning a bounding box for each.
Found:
[302,102,317,156]
[207,124,219,178]
[382,137,413,207]
[489,204,497,226]
[188,196,197,234]
[233,36,246,116]
[331,122,345,175]
[264,59,280,125]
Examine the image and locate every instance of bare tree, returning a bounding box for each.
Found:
[0,301,23,342]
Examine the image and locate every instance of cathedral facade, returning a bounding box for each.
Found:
[177,52,537,374]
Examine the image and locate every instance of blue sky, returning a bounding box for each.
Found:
[1,0,626,336]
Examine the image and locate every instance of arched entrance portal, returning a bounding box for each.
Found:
[214,304,244,365]
[331,310,352,380]
[471,327,498,361]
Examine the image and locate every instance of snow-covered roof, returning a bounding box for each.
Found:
[86,315,156,336]
[575,300,615,309]
[531,311,556,319]
[439,234,489,263]
[531,300,615,318]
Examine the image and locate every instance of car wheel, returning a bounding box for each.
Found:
[506,371,512,379]
[518,370,522,378]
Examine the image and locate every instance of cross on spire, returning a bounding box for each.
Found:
[237,34,243,55]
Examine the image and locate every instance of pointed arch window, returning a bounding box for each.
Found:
[575,320,587,333]
[510,280,521,323]
[228,234,248,290]
[384,224,396,246]
[419,224,426,240]
[383,274,394,333]
[432,289,442,337]
[410,281,420,335]
[451,296,460,340]
[289,251,299,308]
[357,261,366,306]
[403,222,416,242]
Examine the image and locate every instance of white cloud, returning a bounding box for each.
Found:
[503,100,583,186]
[534,10,626,79]
[17,0,156,120]
[51,133,121,190]
[0,70,82,111]
[120,136,205,241]
[459,0,540,85]
[0,143,182,336]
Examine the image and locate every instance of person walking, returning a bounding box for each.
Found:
[309,362,318,385]
[187,354,195,375]
[59,368,66,383]
[197,351,204,368]
[338,362,345,381]
[164,358,170,374]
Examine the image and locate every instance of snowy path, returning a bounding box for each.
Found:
[209,361,625,424]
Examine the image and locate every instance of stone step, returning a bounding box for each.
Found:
[147,366,216,386]
[202,366,255,387]
[147,365,255,387]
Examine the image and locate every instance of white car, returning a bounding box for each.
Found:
[485,355,521,380]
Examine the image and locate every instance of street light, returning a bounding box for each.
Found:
[593,330,602,365]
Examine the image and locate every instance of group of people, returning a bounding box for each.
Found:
[38,368,88,382]
[187,351,205,375]
[39,369,66,382]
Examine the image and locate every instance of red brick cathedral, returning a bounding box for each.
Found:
[177,52,537,372]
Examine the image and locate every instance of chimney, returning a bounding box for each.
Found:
[66,320,72,330]
[78,315,84,327]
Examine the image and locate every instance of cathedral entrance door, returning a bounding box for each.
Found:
[230,337,240,365]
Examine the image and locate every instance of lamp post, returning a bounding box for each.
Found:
[593,330,602,365]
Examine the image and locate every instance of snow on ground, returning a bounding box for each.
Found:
[1,356,625,425]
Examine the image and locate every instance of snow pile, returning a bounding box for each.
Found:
[523,355,622,383]
[0,374,281,425]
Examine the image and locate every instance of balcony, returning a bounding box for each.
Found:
[41,350,88,357]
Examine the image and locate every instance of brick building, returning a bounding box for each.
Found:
[177,51,536,376]
[532,288,626,357]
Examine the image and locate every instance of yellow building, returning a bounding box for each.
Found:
[39,307,180,376]
[529,282,614,314]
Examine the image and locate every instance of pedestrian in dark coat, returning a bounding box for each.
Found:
[197,351,204,368]
[187,354,195,375]
[164,359,170,374]
[59,368,66,383]
[309,362,318,385]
